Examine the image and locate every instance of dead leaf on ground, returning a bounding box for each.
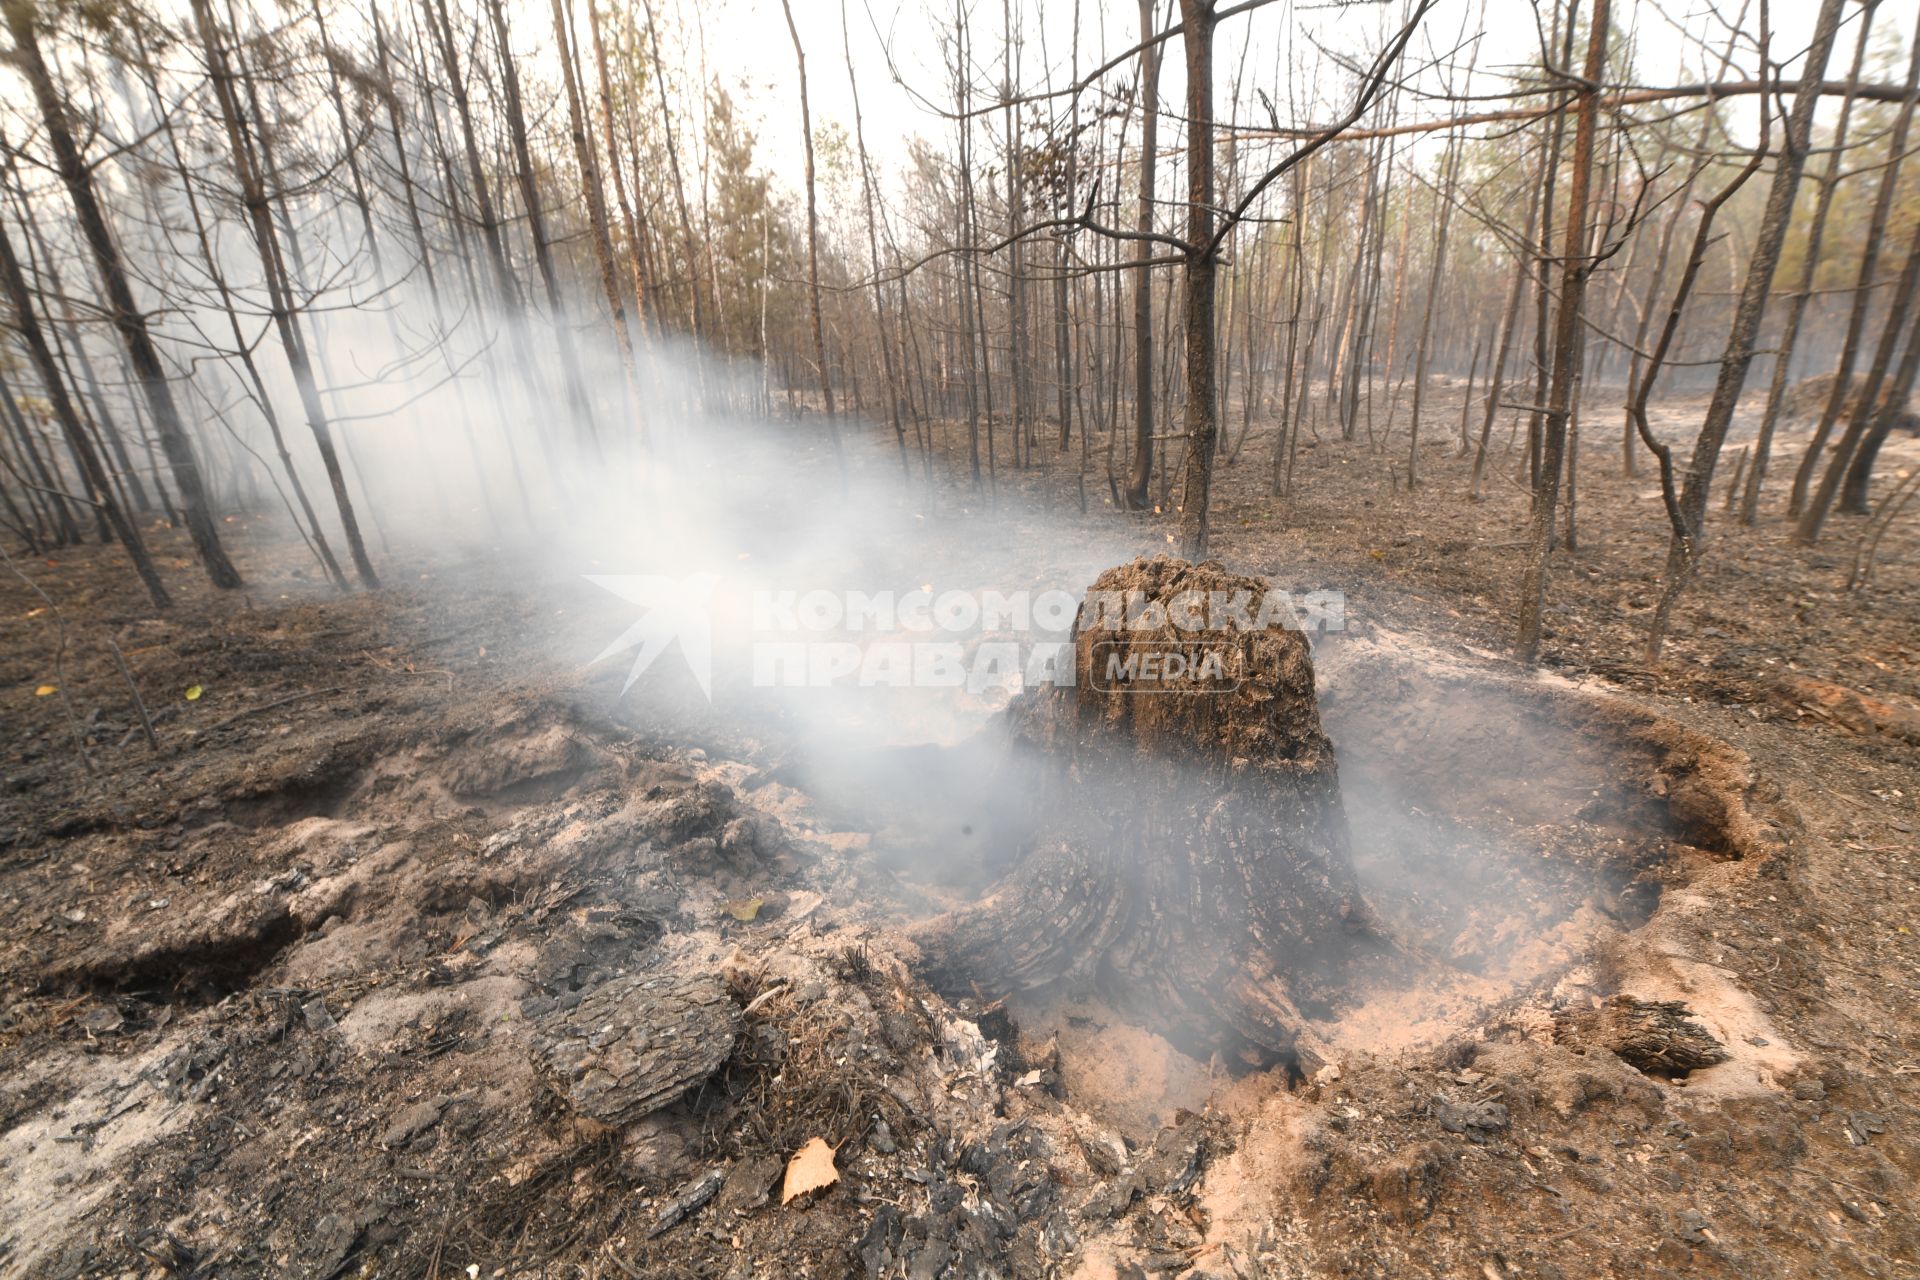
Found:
[781,1137,838,1204]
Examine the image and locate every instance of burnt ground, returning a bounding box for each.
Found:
[1,385,1916,1279]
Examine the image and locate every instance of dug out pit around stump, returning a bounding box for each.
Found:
[811,558,1788,1086]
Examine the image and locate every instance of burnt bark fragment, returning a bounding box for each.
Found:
[531,972,740,1125]
[911,557,1380,1070]
[1556,995,1728,1074]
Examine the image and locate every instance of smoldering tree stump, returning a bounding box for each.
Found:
[910,556,1378,1069]
[531,972,740,1124]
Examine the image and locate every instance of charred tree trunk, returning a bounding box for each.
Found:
[781,0,840,457]
[482,0,600,454]
[1648,0,1846,657]
[1789,9,1920,520]
[0,217,169,607]
[842,0,908,473]
[1838,313,1920,514]
[1741,1,1878,522]
[191,0,379,588]
[551,0,641,436]
[1176,0,1219,560]
[4,0,240,588]
[1123,0,1162,511]
[1803,219,1920,533]
[1515,0,1609,663]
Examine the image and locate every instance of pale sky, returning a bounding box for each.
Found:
[8,0,1913,227]
[690,0,1914,196]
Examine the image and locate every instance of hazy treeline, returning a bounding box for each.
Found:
[0,0,1916,657]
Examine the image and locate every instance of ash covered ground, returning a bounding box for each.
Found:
[2,392,1917,1278]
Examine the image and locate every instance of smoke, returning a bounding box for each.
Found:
[202,273,1147,754]
[173,269,1650,1046]
[246,292,1143,894]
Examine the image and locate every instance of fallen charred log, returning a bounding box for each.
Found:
[910,556,1383,1071]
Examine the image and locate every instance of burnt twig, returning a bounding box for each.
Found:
[106,635,160,754]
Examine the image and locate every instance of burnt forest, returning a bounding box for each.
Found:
[0,0,1917,1275]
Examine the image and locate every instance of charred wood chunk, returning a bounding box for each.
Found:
[531,972,741,1125]
[1556,995,1728,1074]
[647,1167,728,1237]
[911,556,1377,1070]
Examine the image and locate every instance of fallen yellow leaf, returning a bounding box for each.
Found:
[726,897,765,923]
[184,685,203,701]
[781,1137,838,1204]
[35,685,57,697]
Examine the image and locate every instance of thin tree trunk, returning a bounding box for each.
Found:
[1408,124,1464,487]
[1514,0,1609,663]
[1056,6,1081,452]
[1794,10,1920,540]
[1801,217,1920,537]
[1523,1,1577,490]
[1788,6,1920,517]
[27,241,152,516]
[130,21,348,587]
[551,0,643,440]
[841,0,908,473]
[3,0,240,587]
[1176,0,1218,559]
[1839,311,1920,514]
[639,0,708,363]
[1648,0,1845,658]
[421,0,554,435]
[1003,0,1027,466]
[1742,4,1875,521]
[1456,334,1484,456]
[1124,0,1162,510]
[191,0,378,586]
[588,1,654,342]
[1619,176,1688,478]
[0,368,80,544]
[1272,159,1310,498]
[781,0,841,464]
[0,217,168,607]
[481,0,600,453]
